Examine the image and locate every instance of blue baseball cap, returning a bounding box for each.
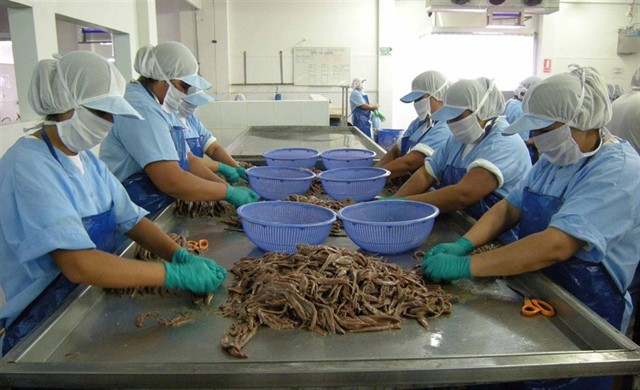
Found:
[503,114,556,135]
[83,95,143,119]
[183,90,215,106]
[431,106,467,122]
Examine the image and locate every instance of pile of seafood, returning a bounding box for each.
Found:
[174,199,236,218]
[219,244,456,358]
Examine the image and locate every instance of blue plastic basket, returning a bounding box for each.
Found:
[377,129,405,151]
[263,148,319,169]
[236,201,336,254]
[338,200,440,254]
[318,167,390,202]
[320,148,375,170]
[247,167,315,200]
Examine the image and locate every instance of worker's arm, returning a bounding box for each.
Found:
[381,151,426,179]
[470,227,583,277]
[395,166,435,197]
[205,141,239,167]
[359,103,378,111]
[52,249,166,288]
[187,153,226,184]
[403,167,498,214]
[144,160,228,202]
[375,145,401,167]
[125,218,182,261]
[463,199,521,247]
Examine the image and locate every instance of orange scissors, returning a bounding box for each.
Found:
[188,239,209,252]
[507,284,555,317]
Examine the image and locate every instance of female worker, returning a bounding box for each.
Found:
[0,51,227,356]
[423,67,639,389]
[99,42,258,216]
[394,77,531,243]
[164,83,247,183]
[349,78,378,138]
[376,71,452,179]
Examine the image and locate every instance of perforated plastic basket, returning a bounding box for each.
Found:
[338,200,440,254]
[247,167,315,200]
[320,148,375,170]
[318,167,390,202]
[237,201,336,254]
[263,148,319,169]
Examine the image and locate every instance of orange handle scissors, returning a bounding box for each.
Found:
[187,239,209,252]
[508,284,555,317]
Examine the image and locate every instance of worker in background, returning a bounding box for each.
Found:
[607,83,623,102]
[376,70,452,179]
[165,85,247,183]
[504,76,543,164]
[608,68,639,154]
[423,67,639,390]
[394,77,531,243]
[349,77,378,138]
[100,42,258,216]
[0,51,226,356]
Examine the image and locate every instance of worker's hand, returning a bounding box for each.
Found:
[164,252,227,294]
[421,253,472,282]
[372,104,380,110]
[217,162,240,183]
[224,185,260,207]
[427,237,474,258]
[235,166,248,181]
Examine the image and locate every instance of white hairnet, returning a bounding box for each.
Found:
[607,84,623,101]
[351,78,364,89]
[522,65,611,131]
[631,68,640,91]
[401,70,451,103]
[134,41,211,89]
[515,76,542,99]
[442,77,505,121]
[28,50,139,118]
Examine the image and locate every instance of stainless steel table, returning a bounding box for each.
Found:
[1,126,638,388]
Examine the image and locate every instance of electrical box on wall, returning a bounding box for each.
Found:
[426,0,559,15]
[617,28,640,54]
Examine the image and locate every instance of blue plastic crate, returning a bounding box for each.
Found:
[237,201,336,254]
[263,148,319,169]
[247,166,315,200]
[338,200,440,254]
[320,148,375,170]
[318,167,390,202]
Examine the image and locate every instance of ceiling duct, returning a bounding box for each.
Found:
[426,0,558,15]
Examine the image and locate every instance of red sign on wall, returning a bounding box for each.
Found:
[543,59,552,73]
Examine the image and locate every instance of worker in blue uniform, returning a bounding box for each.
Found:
[504,76,543,163]
[376,70,452,179]
[423,66,640,390]
[349,78,378,138]
[99,42,258,216]
[166,86,247,183]
[0,51,227,356]
[395,77,531,243]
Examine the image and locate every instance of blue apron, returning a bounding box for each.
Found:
[440,120,518,243]
[122,84,191,217]
[353,94,373,138]
[186,135,205,158]
[517,157,624,390]
[2,130,119,356]
[400,119,430,156]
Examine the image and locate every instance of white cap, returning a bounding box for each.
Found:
[631,67,640,91]
[432,77,505,122]
[515,76,542,99]
[351,78,365,89]
[400,70,451,103]
[504,66,611,135]
[28,51,141,119]
[134,42,212,90]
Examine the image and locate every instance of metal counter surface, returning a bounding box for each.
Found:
[1,207,639,388]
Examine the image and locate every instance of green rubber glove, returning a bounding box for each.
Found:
[164,251,227,294]
[372,110,386,122]
[217,162,240,183]
[224,185,260,207]
[235,166,248,181]
[427,237,475,258]
[421,253,472,282]
[379,196,405,201]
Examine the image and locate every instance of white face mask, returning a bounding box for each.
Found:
[162,83,186,114]
[413,97,431,121]
[448,113,484,145]
[178,100,198,118]
[56,106,113,153]
[533,124,588,167]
